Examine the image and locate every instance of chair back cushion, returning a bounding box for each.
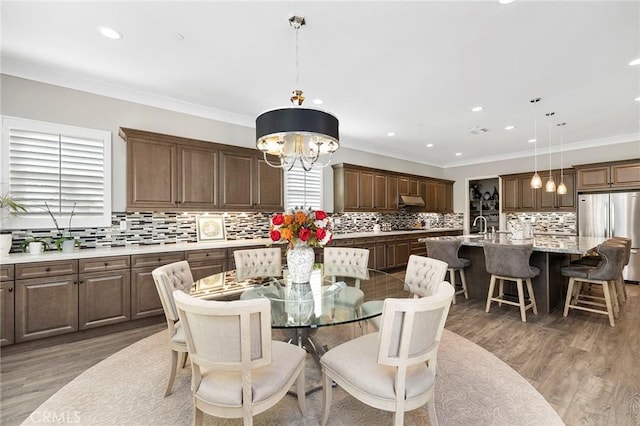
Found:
[234,247,282,281]
[323,247,369,269]
[589,242,626,280]
[425,238,465,268]
[174,291,272,370]
[151,260,194,321]
[378,281,454,368]
[404,255,448,297]
[483,243,537,278]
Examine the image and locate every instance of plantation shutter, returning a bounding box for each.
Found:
[285,165,322,211]
[2,116,111,229]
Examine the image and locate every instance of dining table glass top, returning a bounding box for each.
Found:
[190,264,408,329]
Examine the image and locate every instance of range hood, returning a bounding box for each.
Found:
[398,195,425,207]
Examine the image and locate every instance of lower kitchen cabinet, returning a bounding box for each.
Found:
[15,274,79,342]
[78,256,131,330]
[131,252,184,319]
[186,248,227,281]
[0,278,15,346]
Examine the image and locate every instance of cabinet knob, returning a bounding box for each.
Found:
[104,262,109,267]
[205,253,209,257]
[74,280,78,285]
[158,258,162,262]
[45,267,51,272]
[79,280,84,284]
[8,287,12,293]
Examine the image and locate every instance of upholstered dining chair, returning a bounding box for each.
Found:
[361,254,448,332]
[323,247,370,336]
[425,238,470,304]
[320,280,455,426]
[173,290,306,426]
[151,260,193,397]
[233,247,282,281]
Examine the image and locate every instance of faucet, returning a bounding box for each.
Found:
[473,215,488,235]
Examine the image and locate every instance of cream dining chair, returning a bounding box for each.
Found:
[233,247,282,281]
[173,290,306,426]
[151,260,193,397]
[320,280,455,426]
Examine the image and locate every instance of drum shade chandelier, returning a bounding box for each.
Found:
[256,15,339,171]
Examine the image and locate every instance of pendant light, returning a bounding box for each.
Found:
[530,98,542,189]
[544,112,556,192]
[256,15,340,171]
[556,122,568,195]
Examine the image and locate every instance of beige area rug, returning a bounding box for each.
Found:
[22,326,563,425]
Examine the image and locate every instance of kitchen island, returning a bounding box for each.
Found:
[418,234,608,313]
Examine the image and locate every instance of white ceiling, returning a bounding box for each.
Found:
[2,1,639,167]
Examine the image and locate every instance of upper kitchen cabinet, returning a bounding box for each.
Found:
[500,169,576,212]
[121,128,283,212]
[333,164,374,212]
[220,150,283,211]
[574,159,640,191]
[121,128,218,211]
[399,177,419,196]
[425,179,454,213]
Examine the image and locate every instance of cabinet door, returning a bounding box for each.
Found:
[128,138,178,210]
[255,157,284,210]
[557,170,576,210]
[518,176,539,211]
[387,175,399,210]
[131,269,164,319]
[344,169,360,210]
[220,151,254,209]
[187,248,228,281]
[0,282,14,346]
[359,171,374,210]
[425,181,437,212]
[385,244,397,269]
[611,162,640,188]
[79,270,131,329]
[539,173,557,210]
[394,240,411,268]
[409,179,419,196]
[398,177,409,195]
[502,176,519,211]
[375,243,387,270]
[179,145,218,209]
[418,180,428,212]
[15,275,78,342]
[434,182,449,213]
[577,166,610,191]
[374,174,387,209]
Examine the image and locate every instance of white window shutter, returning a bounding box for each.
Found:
[284,165,323,211]
[1,116,111,229]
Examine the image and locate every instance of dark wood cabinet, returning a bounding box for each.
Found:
[179,145,219,209]
[78,256,131,330]
[186,248,228,281]
[334,164,454,213]
[575,160,640,191]
[501,169,576,212]
[220,150,284,211]
[0,265,14,346]
[131,252,184,319]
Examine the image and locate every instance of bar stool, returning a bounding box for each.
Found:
[561,242,625,327]
[484,242,539,322]
[571,237,631,303]
[425,238,470,304]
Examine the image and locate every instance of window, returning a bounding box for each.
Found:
[284,165,322,211]
[1,116,112,229]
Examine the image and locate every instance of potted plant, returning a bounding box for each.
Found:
[0,193,26,256]
[21,236,50,254]
[45,201,78,252]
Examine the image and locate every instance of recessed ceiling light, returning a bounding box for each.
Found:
[505,125,515,130]
[387,132,395,137]
[635,96,640,101]
[98,26,122,40]
[312,99,324,105]
[499,0,515,4]
[629,58,640,66]
[471,106,483,112]
[426,143,434,148]
[528,138,536,143]
[455,152,462,156]
[173,32,185,41]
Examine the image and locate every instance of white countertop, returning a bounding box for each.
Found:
[0,228,463,265]
[419,234,608,255]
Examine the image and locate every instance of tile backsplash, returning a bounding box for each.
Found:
[5,210,464,253]
[505,212,577,235]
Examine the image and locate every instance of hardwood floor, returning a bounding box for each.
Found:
[1,283,638,425]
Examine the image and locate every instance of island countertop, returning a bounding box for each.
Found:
[418,234,608,255]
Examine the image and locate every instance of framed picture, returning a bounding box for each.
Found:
[196,216,226,241]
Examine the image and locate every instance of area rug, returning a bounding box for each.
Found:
[21,326,563,425]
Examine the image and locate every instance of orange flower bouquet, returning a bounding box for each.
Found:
[269,207,333,248]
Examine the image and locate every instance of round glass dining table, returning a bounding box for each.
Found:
[190,264,408,364]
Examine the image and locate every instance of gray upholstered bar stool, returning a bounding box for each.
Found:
[484,242,539,322]
[561,242,625,327]
[425,239,470,304]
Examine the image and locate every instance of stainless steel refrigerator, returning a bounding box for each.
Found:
[578,191,640,282]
